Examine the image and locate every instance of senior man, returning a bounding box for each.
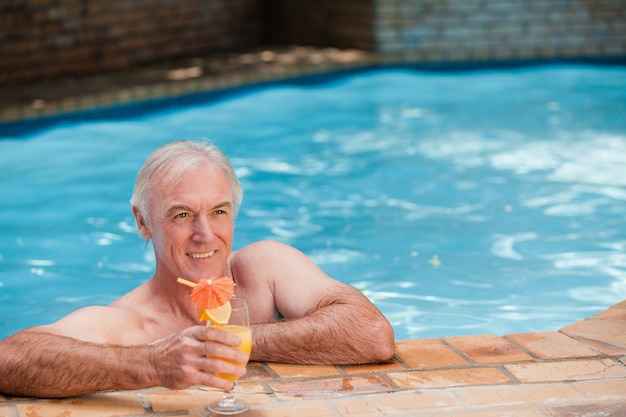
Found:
[0,139,395,398]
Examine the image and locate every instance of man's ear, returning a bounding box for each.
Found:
[132,206,152,240]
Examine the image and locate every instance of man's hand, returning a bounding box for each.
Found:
[149,325,249,391]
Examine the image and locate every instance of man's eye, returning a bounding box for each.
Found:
[175,212,189,219]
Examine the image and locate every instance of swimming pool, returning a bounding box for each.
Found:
[1,63,625,341]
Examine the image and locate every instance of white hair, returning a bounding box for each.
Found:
[130,139,243,228]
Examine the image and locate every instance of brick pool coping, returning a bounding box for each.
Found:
[1,300,625,417]
[3,47,621,131]
[0,46,374,128]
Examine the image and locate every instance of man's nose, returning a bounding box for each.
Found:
[192,216,214,241]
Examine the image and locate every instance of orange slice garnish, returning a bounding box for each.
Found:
[199,301,232,326]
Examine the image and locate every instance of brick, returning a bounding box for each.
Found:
[453,383,581,406]
[547,402,626,417]
[505,358,626,383]
[394,339,469,368]
[255,403,337,417]
[444,334,535,364]
[267,363,339,378]
[15,393,144,417]
[592,307,626,322]
[340,358,405,374]
[506,331,598,360]
[241,362,275,382]
[148,386,262,414]
[561,320,626,347]
[332,391,459,416]
[270,376,392,400]
[438,408,545,417]
[215,383,273,406]
[566,336,626,356]
[572,379,626,400]
[146,388,222,413]
[387,367,511,389]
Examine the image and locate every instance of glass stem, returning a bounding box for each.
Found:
[220,391,236,406]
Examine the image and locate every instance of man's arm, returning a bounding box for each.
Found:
[233,241,395,365]
[252,284,395,364]
[0,325,247,398]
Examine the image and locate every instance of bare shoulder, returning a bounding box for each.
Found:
[231,240,330,287]
[229,241,308,321]
[231,240,356,319]
[232,240,321,273]
[41,303,145,345]
[233,240,304,260]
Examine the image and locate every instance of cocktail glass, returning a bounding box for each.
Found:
[207,297,252,415]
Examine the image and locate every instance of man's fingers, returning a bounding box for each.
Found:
[187,325,241,346]
[201,357,247,378]
[203,341,248,363]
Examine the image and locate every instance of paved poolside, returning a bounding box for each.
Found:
[0,46,373,128]
[1,300,624,417]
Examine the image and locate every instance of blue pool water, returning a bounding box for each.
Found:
[1,64,625,341]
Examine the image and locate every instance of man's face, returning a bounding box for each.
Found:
[143,164,235,282]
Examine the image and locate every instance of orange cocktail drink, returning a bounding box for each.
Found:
[177,277,251,414]
[214,324,252,381]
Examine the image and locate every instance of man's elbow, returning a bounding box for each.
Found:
[367,319,396,362]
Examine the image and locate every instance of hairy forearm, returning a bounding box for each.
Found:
[251,295,395,365]
[0,329,157,398]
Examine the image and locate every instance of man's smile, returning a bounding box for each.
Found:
[188,251,215,259]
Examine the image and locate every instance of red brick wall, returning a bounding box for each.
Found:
[1,0,623,88]
[0,0,263,85]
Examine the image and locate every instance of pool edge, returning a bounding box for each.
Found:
[1,299,624,416]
